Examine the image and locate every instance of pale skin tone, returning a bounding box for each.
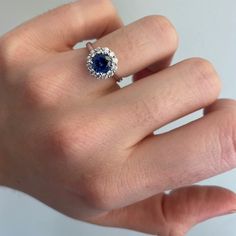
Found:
[0,0,236,235]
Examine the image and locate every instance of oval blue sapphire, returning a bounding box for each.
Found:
[92,53,112,74]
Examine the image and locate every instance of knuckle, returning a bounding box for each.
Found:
[96,0,114,10]
[187,58,219,83]
[185,58,221,99]
[88,0,114,9]
[69,0,117,21]
[102,0,118,18]
[0,33,25,69]
[142,15,179,51]
[217,109,236,169]
[48,119,96,158]
[47,110,117,159]
[79,173,119,211]
[48,123,123,210]
[0,35,16,71]
[48,123,82,158]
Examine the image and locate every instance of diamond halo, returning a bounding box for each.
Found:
[86,47,118,80]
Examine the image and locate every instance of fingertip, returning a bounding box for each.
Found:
[163,186,236,235]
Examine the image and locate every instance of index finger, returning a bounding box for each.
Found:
[2,0,123,51]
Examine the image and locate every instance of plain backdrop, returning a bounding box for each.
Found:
[0,0,236,235]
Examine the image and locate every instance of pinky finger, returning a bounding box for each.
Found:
[116,99,236,208]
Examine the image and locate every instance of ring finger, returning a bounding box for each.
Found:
[21,15,179,108]
[67,15,178,94]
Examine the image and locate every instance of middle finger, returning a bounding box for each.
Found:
[100,58,221,147]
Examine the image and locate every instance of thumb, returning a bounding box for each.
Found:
[90,185,236,236]
[161,185,236,235]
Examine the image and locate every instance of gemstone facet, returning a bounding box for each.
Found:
[92,54,113,74]
[87,47,118,79]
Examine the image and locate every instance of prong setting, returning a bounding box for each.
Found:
[87,47,119,80]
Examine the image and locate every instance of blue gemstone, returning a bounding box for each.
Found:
[92,53,112,74]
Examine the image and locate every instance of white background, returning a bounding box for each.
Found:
[0,0,236,235]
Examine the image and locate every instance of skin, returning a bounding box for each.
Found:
[0,0,236,235]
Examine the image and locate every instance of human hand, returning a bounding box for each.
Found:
[0,0,236,235]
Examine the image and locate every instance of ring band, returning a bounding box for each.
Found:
[86,42,122,82]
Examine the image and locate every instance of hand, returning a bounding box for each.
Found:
[0,0,236,235]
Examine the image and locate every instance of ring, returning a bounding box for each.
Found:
[86,42,122,82]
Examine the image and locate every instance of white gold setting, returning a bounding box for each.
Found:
[86,46,119,80]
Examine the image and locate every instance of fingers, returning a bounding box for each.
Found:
[93,16,178,77]
[75,100,236,214]
[3,0,123,51]
[64,15,178,95]
[90,15,178,78]
[19,52,118,110]
[91,186,236,236]
[33,12,178,98]
[122,99,236,205]
[16,13,179,98]
[162,186,236,229]
[102,58,220,146]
